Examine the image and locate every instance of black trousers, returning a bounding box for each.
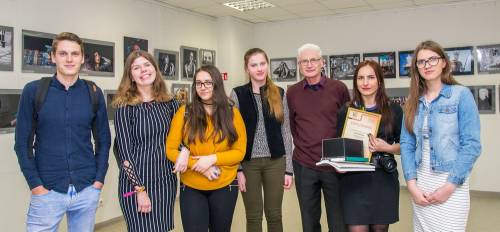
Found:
[293,161,346,232]
[179,182,239,232]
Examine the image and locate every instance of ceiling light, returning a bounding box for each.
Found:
[223,0,275,12]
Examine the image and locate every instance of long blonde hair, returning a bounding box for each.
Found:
[112,50,172,107]
[244,48,284,122]
[404,40,459,133]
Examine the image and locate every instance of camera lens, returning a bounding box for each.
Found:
[380,156,397,173]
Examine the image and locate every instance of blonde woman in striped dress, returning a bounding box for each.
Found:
[113,50,186,231]
[400,41,481,232]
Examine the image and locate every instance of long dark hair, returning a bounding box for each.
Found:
[183,65,238,145]
[244,48,283,122]
[351,60,393,134]
[404,40,459,133]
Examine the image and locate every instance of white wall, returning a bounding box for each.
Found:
[0,0,254,230]
[216,16,256,93]
[254,0,500,192]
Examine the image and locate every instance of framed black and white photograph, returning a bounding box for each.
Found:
[104,91,117,121]
[386,87,409,107]
[398,50,414,77]
[321,55,329,78]
[329,54,360,80]
[472,85,496,114]
[81,39,114,77]
[363,52,396,78]
[270,57,297,82]
[199,49,215,66]
[171,83,191,105]
[444,46,474,75]
[476,44,500,74]
[180,46,199,81]
[22,30,56,74]
[0,89,21,133]
[124,36,148,61]
[0,26,14,71]
[154,49,179,80]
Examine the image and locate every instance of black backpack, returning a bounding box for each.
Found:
[27,77,100,159]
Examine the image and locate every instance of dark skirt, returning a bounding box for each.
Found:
[339,169,399,225]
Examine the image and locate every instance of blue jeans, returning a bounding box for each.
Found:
[26,185,101,232]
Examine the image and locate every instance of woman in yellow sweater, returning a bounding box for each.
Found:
[166,65,246,232]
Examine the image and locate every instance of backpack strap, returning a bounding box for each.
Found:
[28,77,52,159]
[83,79,100,153]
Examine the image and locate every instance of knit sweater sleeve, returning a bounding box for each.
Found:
[282,96,294,175]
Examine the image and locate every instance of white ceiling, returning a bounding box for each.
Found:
[151,0,475,23]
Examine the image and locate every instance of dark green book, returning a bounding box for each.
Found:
[345,156,369,162]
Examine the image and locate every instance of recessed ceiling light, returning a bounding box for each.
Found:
[223,0,275,12]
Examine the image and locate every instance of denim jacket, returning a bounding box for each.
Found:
[400,84,481,185]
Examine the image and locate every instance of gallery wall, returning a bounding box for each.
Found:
[0,0,253,231]
[254,0,500,192]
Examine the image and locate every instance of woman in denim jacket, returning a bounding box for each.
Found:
[400,40,481,232]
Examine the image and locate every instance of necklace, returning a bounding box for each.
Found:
[143,95,154,102]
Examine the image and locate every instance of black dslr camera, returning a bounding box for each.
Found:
[372,153,397,173]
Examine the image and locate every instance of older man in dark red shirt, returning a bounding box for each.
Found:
[287,43,350,232]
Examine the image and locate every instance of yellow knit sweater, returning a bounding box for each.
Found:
[166,105,246,190]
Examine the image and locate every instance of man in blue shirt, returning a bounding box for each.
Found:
[14,32,111,232]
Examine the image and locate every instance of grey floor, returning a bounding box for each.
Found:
[96,187,500,232]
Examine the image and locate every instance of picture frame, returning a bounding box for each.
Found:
[180,46,199,81]
[22,30,56,74]
[470,85,496,114]
[444,46,474,75]
[199,49,216,66]
[154,49,179,80]
[363,52,396,78]
[124,36,148,61]
[0,25,14,71]
[171,83,191,105]
[270,57,297,82]
[104,90,117,122]
[398,50,414,77]
[81,39,114,77]
[321,55,329,78]
[329,54,360,80]
[386,87,409,107]
[476,44,500,74]
[0,89,21,134]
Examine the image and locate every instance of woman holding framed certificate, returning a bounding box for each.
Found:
[400,40,481,232]
[337,60,403,232]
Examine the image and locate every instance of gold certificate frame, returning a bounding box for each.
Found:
[341,107,382,159]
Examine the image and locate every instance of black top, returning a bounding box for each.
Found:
[233,82,286,160]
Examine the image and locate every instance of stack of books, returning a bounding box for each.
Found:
[316,137,375,172]
[316,157,375,172]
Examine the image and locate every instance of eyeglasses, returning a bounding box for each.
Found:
[416,56,442,68]
[299,57,322,66]
[195,81,214,89]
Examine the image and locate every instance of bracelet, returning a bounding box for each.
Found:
[123,186,146,198]
[135,186,146,193]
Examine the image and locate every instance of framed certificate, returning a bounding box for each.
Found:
[341,107,381,159]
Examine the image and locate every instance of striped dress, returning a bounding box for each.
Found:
[413,101,470,232]
[114,100,179,232]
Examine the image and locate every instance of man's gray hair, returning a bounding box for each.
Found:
[297,43,322,58]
